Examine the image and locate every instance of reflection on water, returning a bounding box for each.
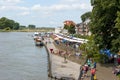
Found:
[0,32,48,80]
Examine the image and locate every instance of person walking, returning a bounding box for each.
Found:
[50,48,53,53]
[64,53,67,63]
[87,58,92,67]
[90,67,96,80]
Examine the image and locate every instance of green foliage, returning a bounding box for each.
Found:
[0,17,20,30]
[0,17,7,29]
[112,11,120,52]
[90,0,120,53]
[3,27,11,31]
[68,24,75,34]
[98,54,109,63]
[79,43,86,51]
[28,24,36,29]
[64,25,69,29]
[115,11,120,32]
[19,25,26,30]
[118,74,120,80]
[81,11,91,22]
[64,23,75,34]
[79,35,101,62]
[13,22,20,30]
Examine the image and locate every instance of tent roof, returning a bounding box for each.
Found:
[54,33,88,43]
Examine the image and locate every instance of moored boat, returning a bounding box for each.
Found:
[33,32,39,40]
[35,41,44,46]
[34,37,44,46]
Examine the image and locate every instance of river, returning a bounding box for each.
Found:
[0,32,48,80]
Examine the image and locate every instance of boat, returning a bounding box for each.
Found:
[33,32,44,46]
[33,32,39,40]
[34,36,44,46]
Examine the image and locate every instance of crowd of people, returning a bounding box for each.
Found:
[80,58,97,80]
[46,35,97,80]
[45,34,119,80]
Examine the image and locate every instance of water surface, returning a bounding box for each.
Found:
[0,32,48,80]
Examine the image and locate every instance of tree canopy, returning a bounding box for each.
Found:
[90,0,120,53]
[64,24,75,34]
[0,17,20,30]
[68,24,76,34]
[28,24,36,29]
[81,11,92,22]
[63,21,76,34]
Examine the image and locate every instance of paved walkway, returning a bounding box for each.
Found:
[78,63,118,80]
[96,63,118,80]
[44,38,81,80]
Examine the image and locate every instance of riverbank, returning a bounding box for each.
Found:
[44,37,81,80]
[0,28,54,32]
[44,37,118,80]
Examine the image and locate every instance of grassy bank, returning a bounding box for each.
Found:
[0,29,54,32]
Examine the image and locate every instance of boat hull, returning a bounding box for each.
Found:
[35,41,44,46]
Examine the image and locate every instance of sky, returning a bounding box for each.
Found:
[0,0,92,28]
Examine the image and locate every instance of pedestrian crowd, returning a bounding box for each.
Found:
[80,58,97,80]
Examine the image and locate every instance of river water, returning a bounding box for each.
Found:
[0,32,48,80]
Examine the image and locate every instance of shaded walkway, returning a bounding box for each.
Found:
[96,63,118,80]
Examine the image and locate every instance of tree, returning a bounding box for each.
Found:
[81,12,92,22]
[79,35,100,62]
[0,17,20,30]
[28,24,36,29]
[115,11,120,32]
[63,21,76,34]
[13,22,20,30]
[90,0,120,53]
[64,25,69,29]
[68,24,75,34]
[19,25,26,30]
[0,17,14,29]
[112,11,120,52]
[0,17,8,29]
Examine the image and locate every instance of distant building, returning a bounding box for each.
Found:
[75,19,91,36]
[55,27,62,33]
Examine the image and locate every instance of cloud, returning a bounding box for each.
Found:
[49,4,69,11]
[71,3,92,10]
[0,6,6,10]
[0,0,22,4]
[0,5,29,11]
[0,0,23,6]
[31,3,91,12]
[18,11,30,16]
[60,0,79,3]
[0,0,91,14]
[48,21,62,27]
[31,4,42,11]
[0,0,27,11]
[3,0,22,3]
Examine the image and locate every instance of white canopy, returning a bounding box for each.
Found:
[54,33,88,44]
